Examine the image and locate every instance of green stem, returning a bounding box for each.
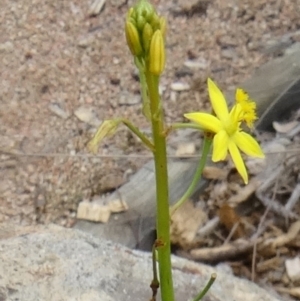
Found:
[171,122,204,131]
[170,137,212,214]
[145,71,174,301]
[135,57,151,120]
[192,273,217,301]
[121,119,154,151]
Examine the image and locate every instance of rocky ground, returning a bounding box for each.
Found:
[1,0,299,226]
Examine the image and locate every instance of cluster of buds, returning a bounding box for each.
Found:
[125,0,166,75]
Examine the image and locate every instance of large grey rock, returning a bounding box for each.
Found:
[0,224,281,301]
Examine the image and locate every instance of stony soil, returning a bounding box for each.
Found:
[0,0,299,232]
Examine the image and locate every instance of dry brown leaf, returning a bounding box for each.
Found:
[227,178,260,206]
[256,257,283,273]
[170,200,207,249]
[275,286,300,299]
[259,221,300,256]
[271,220,300,248]
[189,239,258,262]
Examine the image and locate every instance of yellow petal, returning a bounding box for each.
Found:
[233,131,265,158]
[184,112,222,133]
[229,103,243,123]
[207,78,229,122]
[212,130,229,161]
[235,88,249,103]
[228,140,248,184]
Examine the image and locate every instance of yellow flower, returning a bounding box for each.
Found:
[235,88,257,128]
[184,78,264,184]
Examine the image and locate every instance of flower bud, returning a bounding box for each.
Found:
[149,29,165,75]
[135,0,154,22]
[150,13,160,31]
[136,15,146,31]
[125,21,143,56]
[127,7,135,19]
[142,22,153,53]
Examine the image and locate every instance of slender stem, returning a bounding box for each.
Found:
[145,70,174,301]
[171,122,204,131]
[192,273,217,301]
[170,137,212,214]
[121,119,155,151]
[135,57,151,120]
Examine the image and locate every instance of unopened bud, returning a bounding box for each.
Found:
[136,15,146,31]
[142,22,153,53]
[149,30,165,75]
[135,0,154,22]
[150,13,160,31]
[127,7,135,19]
[125,21,143,56]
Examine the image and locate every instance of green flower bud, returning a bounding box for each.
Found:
[135,0,154,22]
[142,22,153,53]
[136,15,146,32]
[125,21,143,56]
[127,7,135,19]
[150,13,160,31]
[149,29,165,75]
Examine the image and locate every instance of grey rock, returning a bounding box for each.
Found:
[0,224,281,301]
[171,82,190,91]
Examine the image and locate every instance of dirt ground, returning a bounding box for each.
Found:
[1,0,300,299]
[1,0,299,225]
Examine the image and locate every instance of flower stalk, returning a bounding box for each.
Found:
[170,136,212,214]
[145,70,174,301]
[89,1,266,301]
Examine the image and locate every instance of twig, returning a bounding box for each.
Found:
[262,220,300,249]
[256,191,299,220]
[197,217,219,237]
[285,174,300,211]
[224,222,240,245]
[189,239,259,263]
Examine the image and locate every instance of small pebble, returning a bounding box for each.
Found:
[171,82,190,91]
[48,103,70,119]
[184,59,208,70]
[74,106,101,127]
